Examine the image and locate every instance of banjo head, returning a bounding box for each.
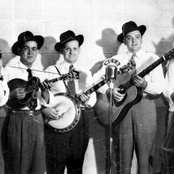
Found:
[46,93,81,133]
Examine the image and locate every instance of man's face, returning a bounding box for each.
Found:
[19,41,38,67]
[124,30,142,53]
[62,40,80,64]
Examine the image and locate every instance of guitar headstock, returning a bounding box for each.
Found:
[119,60,136,74]
[68,69,79,80]
[164,48,174,61]
[59,70,79,81]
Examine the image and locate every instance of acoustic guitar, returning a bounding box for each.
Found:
[94,48,174,126]
[6,70,79,109]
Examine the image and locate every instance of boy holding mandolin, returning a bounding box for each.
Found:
[2,31,54,174]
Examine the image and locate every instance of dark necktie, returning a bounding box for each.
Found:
[67,65,76,98]
[27,68,33,80]
[27,68,37,109]
[128,53,136,70]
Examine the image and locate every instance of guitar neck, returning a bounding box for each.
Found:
[26,74,69,93]
[138,56,165,78]
[124,56,166,90]
[47,75,66,83]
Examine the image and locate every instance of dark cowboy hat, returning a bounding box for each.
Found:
[55,30,84,52]
[117,21,146,43]
[12,31,44,55]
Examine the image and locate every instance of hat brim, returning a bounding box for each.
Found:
[55,35,84,52]
[117,25,146,43]
[12,35,44,56]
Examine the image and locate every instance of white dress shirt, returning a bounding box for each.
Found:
[45,60,96,108]
[0,68,9,106]
[3,60,54,110]
[93,49,165,96]
[163,60,174,111]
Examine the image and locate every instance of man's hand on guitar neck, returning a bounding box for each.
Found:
[79,93,90,103]
[9,87,26,100]
[40,79,53,91]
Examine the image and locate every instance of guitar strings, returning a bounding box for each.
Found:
[9,65,65,75]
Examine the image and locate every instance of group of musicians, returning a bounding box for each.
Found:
[0,21,173,174]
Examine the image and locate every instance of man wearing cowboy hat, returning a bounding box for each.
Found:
[93,21,165,173]
[2,31,54,174]
[42,30,96,174]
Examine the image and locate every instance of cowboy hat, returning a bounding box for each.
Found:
[117,21,146,43]
[12,31,44,55]
[55,30,84,52]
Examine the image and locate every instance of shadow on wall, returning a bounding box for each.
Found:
[88,28,120,174]
[41,36,60,70]
[90,28,121,75]
[0,39,15,67]
[153,17,174,75]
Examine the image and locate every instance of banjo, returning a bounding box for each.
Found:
[45,79,108,133]
[45,60,136,133]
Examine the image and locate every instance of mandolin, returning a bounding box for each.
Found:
[6,70,79,109]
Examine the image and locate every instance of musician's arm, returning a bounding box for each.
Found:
[80,92,97,108]
[37,89,54,107]
[0,79,9,106]
[144,64,165,95]
[163,62,174,111]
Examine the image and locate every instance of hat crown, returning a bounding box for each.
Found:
[17,31,34,43]
[12,30,44,55]
[60,30,76,44]
[117,21,146,43]
[55,30,84,52]
[122,21,139,36]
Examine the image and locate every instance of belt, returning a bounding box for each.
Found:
[142,95,152,100]
[11,110,41,115]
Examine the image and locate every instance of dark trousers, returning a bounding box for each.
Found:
[2,110,46,174]
[45,110,89,174]
[162,112,174,174]
[112,99,156,174]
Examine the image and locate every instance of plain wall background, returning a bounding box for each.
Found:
[0,0,174,173]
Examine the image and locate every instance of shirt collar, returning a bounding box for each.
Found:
[18,60,41,72]
[60,61,77,71]
[127,49,144,59]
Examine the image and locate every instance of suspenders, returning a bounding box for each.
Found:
[54,65,68,90]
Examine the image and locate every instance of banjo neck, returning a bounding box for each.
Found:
[76,78,108,104]
[83,79,108,96]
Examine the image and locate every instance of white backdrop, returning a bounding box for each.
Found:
[0,0,173,173]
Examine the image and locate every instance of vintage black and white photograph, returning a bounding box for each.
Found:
[0,0,173,173]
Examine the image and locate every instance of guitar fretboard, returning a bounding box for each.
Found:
[138,57,164,78]
[123,53,170,90]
